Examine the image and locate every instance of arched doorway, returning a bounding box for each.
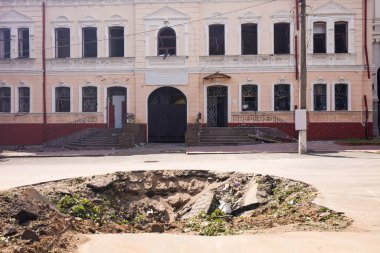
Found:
[207,85,228,127]
[107,86,127,129]
[148,87,187,142]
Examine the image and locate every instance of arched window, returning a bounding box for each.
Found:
[274,84,290,111]
[241,84,258,111]
[157,27,176,56]
[313,84,327,111]
[82,86,97,112]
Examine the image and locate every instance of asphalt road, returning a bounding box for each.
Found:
[1,151,380,252]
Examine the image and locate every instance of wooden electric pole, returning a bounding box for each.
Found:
[298,0,308,153]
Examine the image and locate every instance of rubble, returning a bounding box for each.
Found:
[0,170,352,252]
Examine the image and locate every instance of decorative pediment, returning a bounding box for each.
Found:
[309,1,354,16]
[144,6,189,20]
[109,15,123,21]
[272,10,291,18]
[105,15,127,24]
[55,16,70,22]
[0,10,33,23]
[239,11,260,22]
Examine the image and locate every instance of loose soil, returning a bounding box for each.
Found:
[0,170,352,253]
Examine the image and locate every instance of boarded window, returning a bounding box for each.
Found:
[241,23,257,55]
[109,26,124,57]
[0,87,11,113]
[313,84,327,111]
[82,27,97,58]
[157,27,176,56]
[313,22,326,53]
[0,28,11,59]
[209,24,225,55]
[55,28,70,58]
[18,28,29,58]
[335,22,348,53]
[18,87,30,113]
[56,87,70,112]
[274,84,290,111]
[335,83,348,111]
[82,86,97,112]
[241,84,258,111]
[274,23,290,54]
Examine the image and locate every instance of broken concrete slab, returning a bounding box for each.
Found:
[181,192,219,220]
[242,180,260,206]
[86,177,116,193]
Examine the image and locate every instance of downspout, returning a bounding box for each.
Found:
[295,0,299,80]
[364,0,371,79]
[42,1,47,143]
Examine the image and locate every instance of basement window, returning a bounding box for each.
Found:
[313,84,327,111]
[335,22,348,53]
[0,28,11,59]
[55,28,70,58]
[55,87,70,112]
[82,27,97,58]
[18,28,29,58]
[0,87,11,113]
[209,24,225,55]
[18,87,30,113]
[109,26,124,57]
[241,84,258,111]
[334,83,348,111]
[274,23,290,54]
[274,84,290,111]
[313,22,326,54]
[82,86,97,112]
[157,27,176,56]
[241,23,257,55]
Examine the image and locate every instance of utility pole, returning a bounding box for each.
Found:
[297,0,308,154]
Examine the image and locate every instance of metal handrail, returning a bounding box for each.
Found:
[230,111,289,124]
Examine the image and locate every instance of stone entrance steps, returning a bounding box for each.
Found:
[66,128,122,150]
[199,127,294,146]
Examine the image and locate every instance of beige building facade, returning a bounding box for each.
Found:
[0,0,374,145]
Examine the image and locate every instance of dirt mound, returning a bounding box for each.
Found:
[0,170,352,252]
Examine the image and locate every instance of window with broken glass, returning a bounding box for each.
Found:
[55,87,70,112]
[18,87,30,113]
[209,24,225,55]
[157,27,176,56]
[82,27,97,58]
[82,86,97,112]
[55,28,70,58]
[241,84,258,111]
[0,87,11,113]
[18,28,29,58]
[313,22,326,53]
[335,83,348,111]
[334,22,348,53]
[313,84,327,111]
[274,23,290,54]
[241,23,257,55]
[274,84,290,111]
[109,26,124,57]
[0,28,11,59]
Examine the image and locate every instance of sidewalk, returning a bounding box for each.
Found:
[1,141,379,158]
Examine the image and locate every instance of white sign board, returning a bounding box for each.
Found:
[295,109,307,131]
[145,71,188,85]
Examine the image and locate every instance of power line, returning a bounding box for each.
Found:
[0,0,276,56]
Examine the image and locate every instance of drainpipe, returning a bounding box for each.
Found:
[364,0,371,79]
[295,0,299,80]
[42,1,47,143]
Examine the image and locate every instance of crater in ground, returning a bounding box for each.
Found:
[0,170,351,253]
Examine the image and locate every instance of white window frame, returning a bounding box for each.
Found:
[238,12,261,55]
[310,81,330,111]
[51,16,73,58]
[78,16,100,58]
[272,82,293,111]
[271,11,294,55]
[205,12,228,56]
[0,82,13,113]
[239,83,261,112]
[79,83,100,113]
[16,82,32,113]
[332,81,351,111]
[105,15,128,57]
[52,82,73,113]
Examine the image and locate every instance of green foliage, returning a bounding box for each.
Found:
[132,214,146,225]
[58,195,103,223]
[186,209,233,236]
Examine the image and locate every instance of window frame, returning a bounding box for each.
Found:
[17,86,30,113]
[333,83,350,111]
[208,24,226,56]
[313,22,327,54]
[0,28,11,59]
[312,83,328,111]
[240,84,259,112]
[273,22,291,55]
[0,86,11,113]
[157,27,177,56]
[108,26,125,57]
[81,86,98,113]
[272,83,292,111]
[53,85,72,113]
[55,27,70,58]
[82,27,98,58]
[241,23,258,55]
[334,21,348,54]
[17,28,30,58]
